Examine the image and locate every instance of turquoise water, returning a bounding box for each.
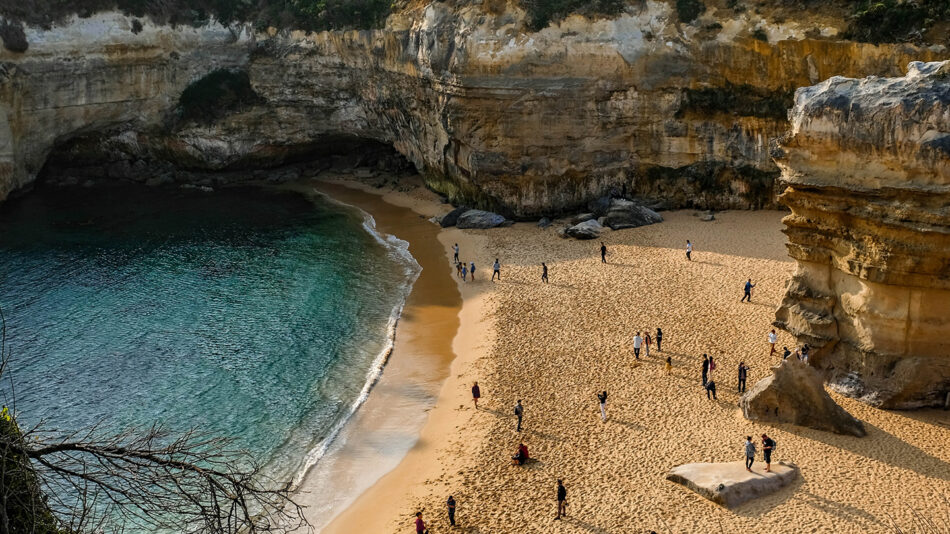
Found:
[0,185,418,489]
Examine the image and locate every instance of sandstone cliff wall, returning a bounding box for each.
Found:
[0,2,947,216]
[772,61,950,409]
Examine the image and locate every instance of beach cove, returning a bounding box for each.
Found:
[313,176,950,534]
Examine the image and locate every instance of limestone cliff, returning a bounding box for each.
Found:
[772,61,950,409]
[0,2,947,217]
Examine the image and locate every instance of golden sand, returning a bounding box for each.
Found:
[318,178,950,534]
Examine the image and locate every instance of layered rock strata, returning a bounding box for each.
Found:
[1,4,947,216]
[772,61,950,409]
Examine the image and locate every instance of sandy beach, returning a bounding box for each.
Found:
[315,176,950,534]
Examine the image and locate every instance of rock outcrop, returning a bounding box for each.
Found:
[455,209,506,229]
[1,5,946,215]
[740,358,866,436]
[667,461,799,508]
[565,219,603,240]
[772,61,950,409]
[601,199,663,230]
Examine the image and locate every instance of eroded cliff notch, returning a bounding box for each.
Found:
[772,61,950,409]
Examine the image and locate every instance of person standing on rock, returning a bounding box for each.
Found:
[762,433,776,472]
[656,327,663,352]
[514,399,524,432]
[744,436,756,471]
[470,261,476,281]
[471,381,481,409]
[541,262,549,283]
[737,361,749,393]
[686,240,693,261]
[633,331,643,360]
[768,329,777,356]
[644,331,652,358]
[701,354,710,386]
[601,242,608,263]
[555,479,568,520]
[741,278,756,302]
[782,346,791,360]
[492,258,501,281]
[453,243,459,263]
[597,390,608,421]
[446,495,457,527]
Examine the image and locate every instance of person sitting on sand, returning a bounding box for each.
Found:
[471,381,481,409]
[512,442,529,465]
[470,261,476,281]
[597,390,608,421]
[744,436,756,471]
[541,262,549,283]
[705,378,717,400]
[656,327,663,352]
[555,479,567,520]
[762,433,776,472]
[644,332,652,358]
[665,356,673,375]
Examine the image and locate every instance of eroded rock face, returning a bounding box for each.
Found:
[772,61,950,409]
[741,358,866,436]
[1,5,946,215]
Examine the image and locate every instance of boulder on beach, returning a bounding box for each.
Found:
[565,219,603,239]
[538,217,553,228]
[667,461,799,508]
[439,206,469,228]
[740,357,867,437]
[603,199,663,230]
[571,212,595,225]
[456,209,506,229]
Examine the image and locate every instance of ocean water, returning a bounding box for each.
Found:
[0,185,419,496]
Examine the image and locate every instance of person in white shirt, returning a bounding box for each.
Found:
[453,243,459,263]
[632,332,643,360]
[492,258,501,281]
[686,240,693,261]
[768,329,777,356]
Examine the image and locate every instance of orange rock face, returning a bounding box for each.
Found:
[773,61,950,409]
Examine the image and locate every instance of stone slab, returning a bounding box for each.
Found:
[666,460,798,508]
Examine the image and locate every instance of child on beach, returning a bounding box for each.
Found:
[762,434,776,472]
[541,262,549,283]
[665,356,672,375]
[644,332,652,358]
[470,261,476,280]
[447,496,456,527]
[471,382,481,409]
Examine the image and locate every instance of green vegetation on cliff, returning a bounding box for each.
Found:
[845,0,950,44]
[522,0,626,31]
[0,0,391,31]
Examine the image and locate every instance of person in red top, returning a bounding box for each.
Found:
[471,381,481,409]
[414,511,427,534]
[512,442,529,465]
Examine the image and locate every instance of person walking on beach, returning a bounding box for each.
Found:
[514,399,524,432]
[470,261,476,281]
[768,329,777,356]
[702,354,710,386]
[601,242,607,264]
[656,327,663,352]
[555,480,568,520]
[644,332,652,358]
[762,433,776,472]
[541,262,549,283]
[686,240,693,261]
[633,331,643,360]
[461,263,468,281]
[456,261,462,278]
[492,258,501,281]
[597,390,608,421]
[744,436,756,471]
[705,378,717,400]
[447,495,457,527]
[737,361,749,393]
[741,278,756,302]
[665,356,673,375]
[471,381,481,409]
[453,243,459,263]
[415,511,428,534]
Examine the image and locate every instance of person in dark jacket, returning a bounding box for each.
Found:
[737,362,749,393]
[655,327,663,352]
[447,495,456,526]
[701,354,710,386]
[555,479,567,520]
[762,434,776,472]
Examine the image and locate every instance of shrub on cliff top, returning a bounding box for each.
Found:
[845,0,950,44]
[0,19,28,52]
[522,0,627,31]
[675,0,706,23]
[178,69,264,125]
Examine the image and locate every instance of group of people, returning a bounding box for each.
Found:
[452,244,502,283]
[744,434,777,472]
[631,328,662,359]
